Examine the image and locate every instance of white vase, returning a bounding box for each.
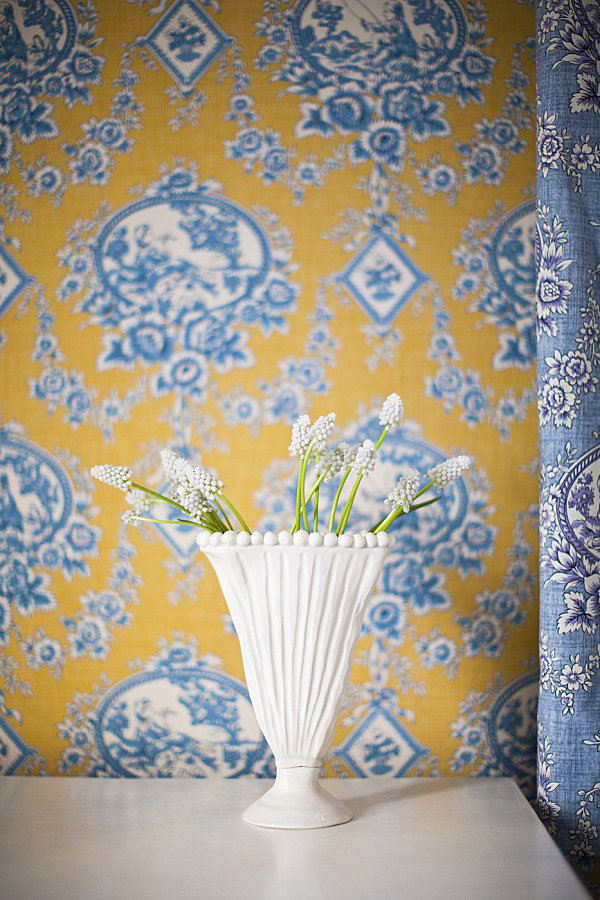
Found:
[197,529,392,829]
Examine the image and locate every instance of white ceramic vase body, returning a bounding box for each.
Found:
[198,531,390,829]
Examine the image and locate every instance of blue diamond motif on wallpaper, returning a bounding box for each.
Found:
[340,232,427,328]
[146,0,230,95]
[338,706,425,776]
[0,245,30,320]
[0,715,34,775]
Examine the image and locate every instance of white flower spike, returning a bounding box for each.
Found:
[289,414,312,459]
[351,439,377,476]
[379,393,404,429]
[427,455,471,491]
[91,465,133,492]
[311,412,336,453]
[385,469,421,513]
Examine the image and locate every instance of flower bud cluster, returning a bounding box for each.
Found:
[289,415,312,458]
[91,465,133,492]
[160,448,224,521]
[385,469,421,513]
[121,509,141,527]
[351,439,377,476]
[289,412,336,459]
[427,455,471,491]
[316,442,349,482]
[378,393,404,429]
[126,489,152,513]
[311,413,336,453]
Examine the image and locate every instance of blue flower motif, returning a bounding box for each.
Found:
[63,48,105,86]
[428,365,464,400]
[321,85,373,134]
[355,120,406,173]
[63,613,111,660]
[226,93,256,121]
[225,127,263,160]
[38,546,62,570]
[384,564,451,615]
[28,163,65,199]
[220,391,262,431]
[64,387,91,425]
[127,320,174,363]
[154,353,208,397]
[476,117,524,151]
[427,635,457,666]
[381,84,450,143]
[456,48,495,87]
[1,557,55,617]
[262,145,289,181]
[68,141,111,186]
[265,278,297,307]
[263,383,304,422]
[42,74,64,99]
[83,590,131,627]
[1,89,58,143]
[461,385,487,425]
[64,521,98,556]
[30,367,67,403]
[460,612,503,658]
[460,140,504,186]
[279,357,327,391]
[366,597,405,643]
[459,518,497,561]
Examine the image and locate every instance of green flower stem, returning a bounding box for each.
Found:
[330,428,390,536]
[214,498,233,531]
[375,425,389,450]
[219,494,250,532]
[328,467,351,533]
[313,487,319,532]
[128,514,205,528]
[305,473,325,505]
[370,485,440,534]
[131,482,190,516]
[293,441,317,533]
[336,472,364,535]
[205,508,227,533]
[293,473,303,533]
[372,497,441,534]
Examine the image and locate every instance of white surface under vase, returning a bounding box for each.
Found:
[197,529,392,829]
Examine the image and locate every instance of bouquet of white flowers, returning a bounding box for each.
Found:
[91,393,470,536]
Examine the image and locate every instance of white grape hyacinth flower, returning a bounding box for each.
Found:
[91,465,133,492]
[385,469,421,513]
[379,393,404,429]
[427,455,471,491]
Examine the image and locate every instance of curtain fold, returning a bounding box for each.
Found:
[536,2,600,894]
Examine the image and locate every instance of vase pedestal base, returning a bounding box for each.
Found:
[243,766,353,830]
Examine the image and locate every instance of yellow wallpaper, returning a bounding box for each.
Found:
[0,0,537,784]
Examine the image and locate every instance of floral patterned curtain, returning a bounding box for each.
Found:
[537,1,600,894]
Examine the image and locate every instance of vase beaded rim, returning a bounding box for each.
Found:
[196,529,395,549]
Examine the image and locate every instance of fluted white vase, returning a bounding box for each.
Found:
[197,529,392,829]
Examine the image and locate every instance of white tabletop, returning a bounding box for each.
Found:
[0,776,589,900]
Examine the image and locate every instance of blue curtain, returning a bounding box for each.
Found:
[537,1,600,894]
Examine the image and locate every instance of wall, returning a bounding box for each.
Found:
[0,0,537,785]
